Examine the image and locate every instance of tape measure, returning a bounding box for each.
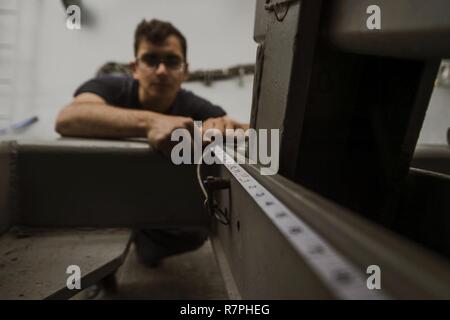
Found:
[214,146,389,300]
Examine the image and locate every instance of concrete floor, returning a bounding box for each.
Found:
[73,240,228,300]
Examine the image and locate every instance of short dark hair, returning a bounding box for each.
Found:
[134,19,187,60]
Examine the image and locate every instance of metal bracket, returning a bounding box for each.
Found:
[204,176,230,225]
[264,0,299,22]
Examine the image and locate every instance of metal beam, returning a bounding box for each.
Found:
[211,157,450,299]
[1,138,209,230]
[0,141,16,234]
[324,0,450,59]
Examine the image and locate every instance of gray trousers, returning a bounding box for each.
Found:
[133,227,209,265]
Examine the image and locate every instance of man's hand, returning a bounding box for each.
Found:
[201,116,249,135]
[146,114,249,157]
[146,113,194,157]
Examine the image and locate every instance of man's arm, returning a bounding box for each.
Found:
[56,93,153,138]
[55,93,194,155]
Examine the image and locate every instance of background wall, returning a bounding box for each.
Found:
[0,0,257,139]
[0,0,448,144]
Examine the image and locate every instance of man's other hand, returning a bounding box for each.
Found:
[201,116,249,135]
[146,114,194,157]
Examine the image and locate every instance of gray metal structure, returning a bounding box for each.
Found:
[0,139,207,232]
[210,0,450,299]
[0,139,209,299]
[1,0,450,299]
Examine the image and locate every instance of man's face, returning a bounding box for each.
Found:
[132,35,187,105]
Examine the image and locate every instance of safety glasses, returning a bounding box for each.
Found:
[137,53,185,72]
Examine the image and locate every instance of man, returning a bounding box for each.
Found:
[55,19,248,267]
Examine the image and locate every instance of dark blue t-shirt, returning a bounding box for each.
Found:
[74,76,226,121]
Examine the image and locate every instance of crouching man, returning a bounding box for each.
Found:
[55,19,248,268]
